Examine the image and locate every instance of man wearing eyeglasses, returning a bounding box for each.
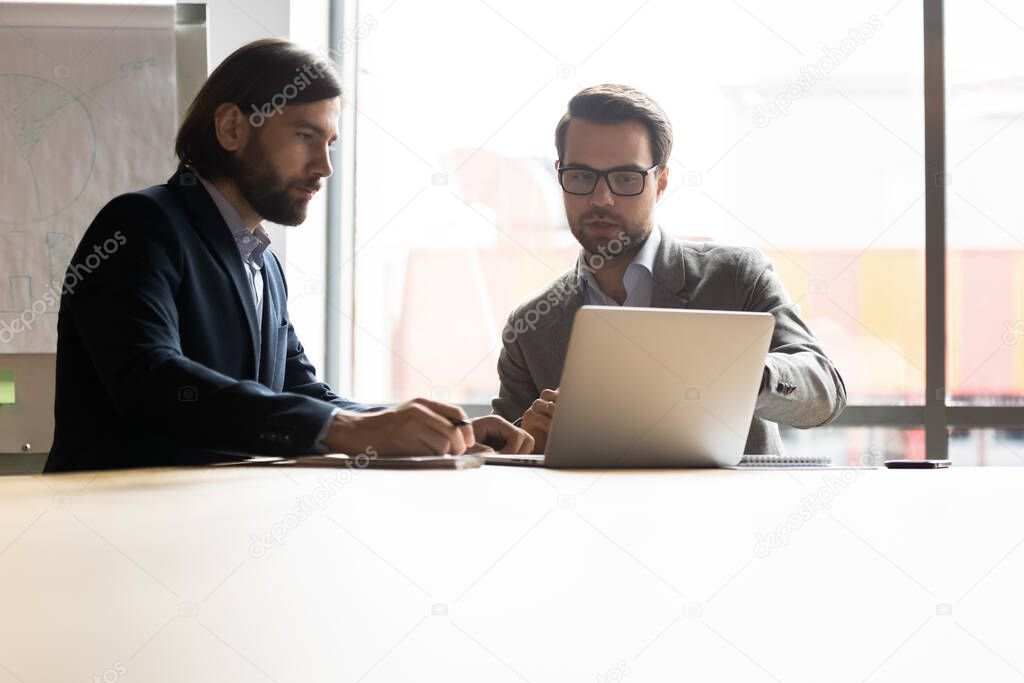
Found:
[492,84,847,455]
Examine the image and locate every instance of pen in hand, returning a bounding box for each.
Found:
[447,416,497,454]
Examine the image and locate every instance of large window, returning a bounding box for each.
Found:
[945,0,1024,408]
[331,0,1023,460]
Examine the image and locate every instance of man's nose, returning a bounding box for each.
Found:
[589,175,615,208]
[311,145,333,179]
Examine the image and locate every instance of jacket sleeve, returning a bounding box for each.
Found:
[743,249,847,428]
[66,194,343,456]
[492,311,541,422]
[281,320,380,413]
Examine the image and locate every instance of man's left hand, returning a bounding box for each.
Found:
[470,415,535,454]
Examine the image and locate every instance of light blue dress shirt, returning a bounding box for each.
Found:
[577,225,662,307]
[198,176,272,328]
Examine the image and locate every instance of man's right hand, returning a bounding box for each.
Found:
[521,388,559,454]
[323,398,475,456]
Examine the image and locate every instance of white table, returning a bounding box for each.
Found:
[0,464,1022,682]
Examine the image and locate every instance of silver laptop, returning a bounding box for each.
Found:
[487,306,774,468]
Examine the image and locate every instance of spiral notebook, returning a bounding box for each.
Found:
[735,453,832,468]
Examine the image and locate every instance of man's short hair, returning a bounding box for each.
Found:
[175,38,342,179]
[555,84,673,167]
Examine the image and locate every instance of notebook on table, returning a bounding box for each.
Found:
[733,454,832,468]
[211,453,485,470]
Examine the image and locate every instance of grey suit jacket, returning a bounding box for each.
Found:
[492,228,847,455]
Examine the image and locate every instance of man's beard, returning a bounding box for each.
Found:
[229,134,312,227]
[569,208,651,264]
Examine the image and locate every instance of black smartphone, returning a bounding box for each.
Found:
[884,459,951,469]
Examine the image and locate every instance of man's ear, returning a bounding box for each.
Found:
[656,165,670,200]
[213,102,247,153]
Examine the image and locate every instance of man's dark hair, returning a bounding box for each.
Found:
[555,84,673,167]
[175,38,342,179]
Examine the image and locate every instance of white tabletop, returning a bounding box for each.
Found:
[0,464,1021,682]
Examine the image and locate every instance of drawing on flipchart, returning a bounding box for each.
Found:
[1,23,177,352]
[0,74,96,225]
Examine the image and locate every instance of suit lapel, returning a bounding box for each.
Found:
[544,272,584,387]
[649,226,689,309]
[166,168,261,377]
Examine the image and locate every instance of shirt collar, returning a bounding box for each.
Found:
[629,225,662,275]
[575,225,663,289]
[197,174,272,269]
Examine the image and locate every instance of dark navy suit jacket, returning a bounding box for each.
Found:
[46,168,371,472]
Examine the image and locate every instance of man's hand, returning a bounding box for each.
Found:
[469,415,535,454]
[323,398,475,455]
[521,388,558,454]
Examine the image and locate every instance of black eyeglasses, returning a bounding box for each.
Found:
[558,164,659,197]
